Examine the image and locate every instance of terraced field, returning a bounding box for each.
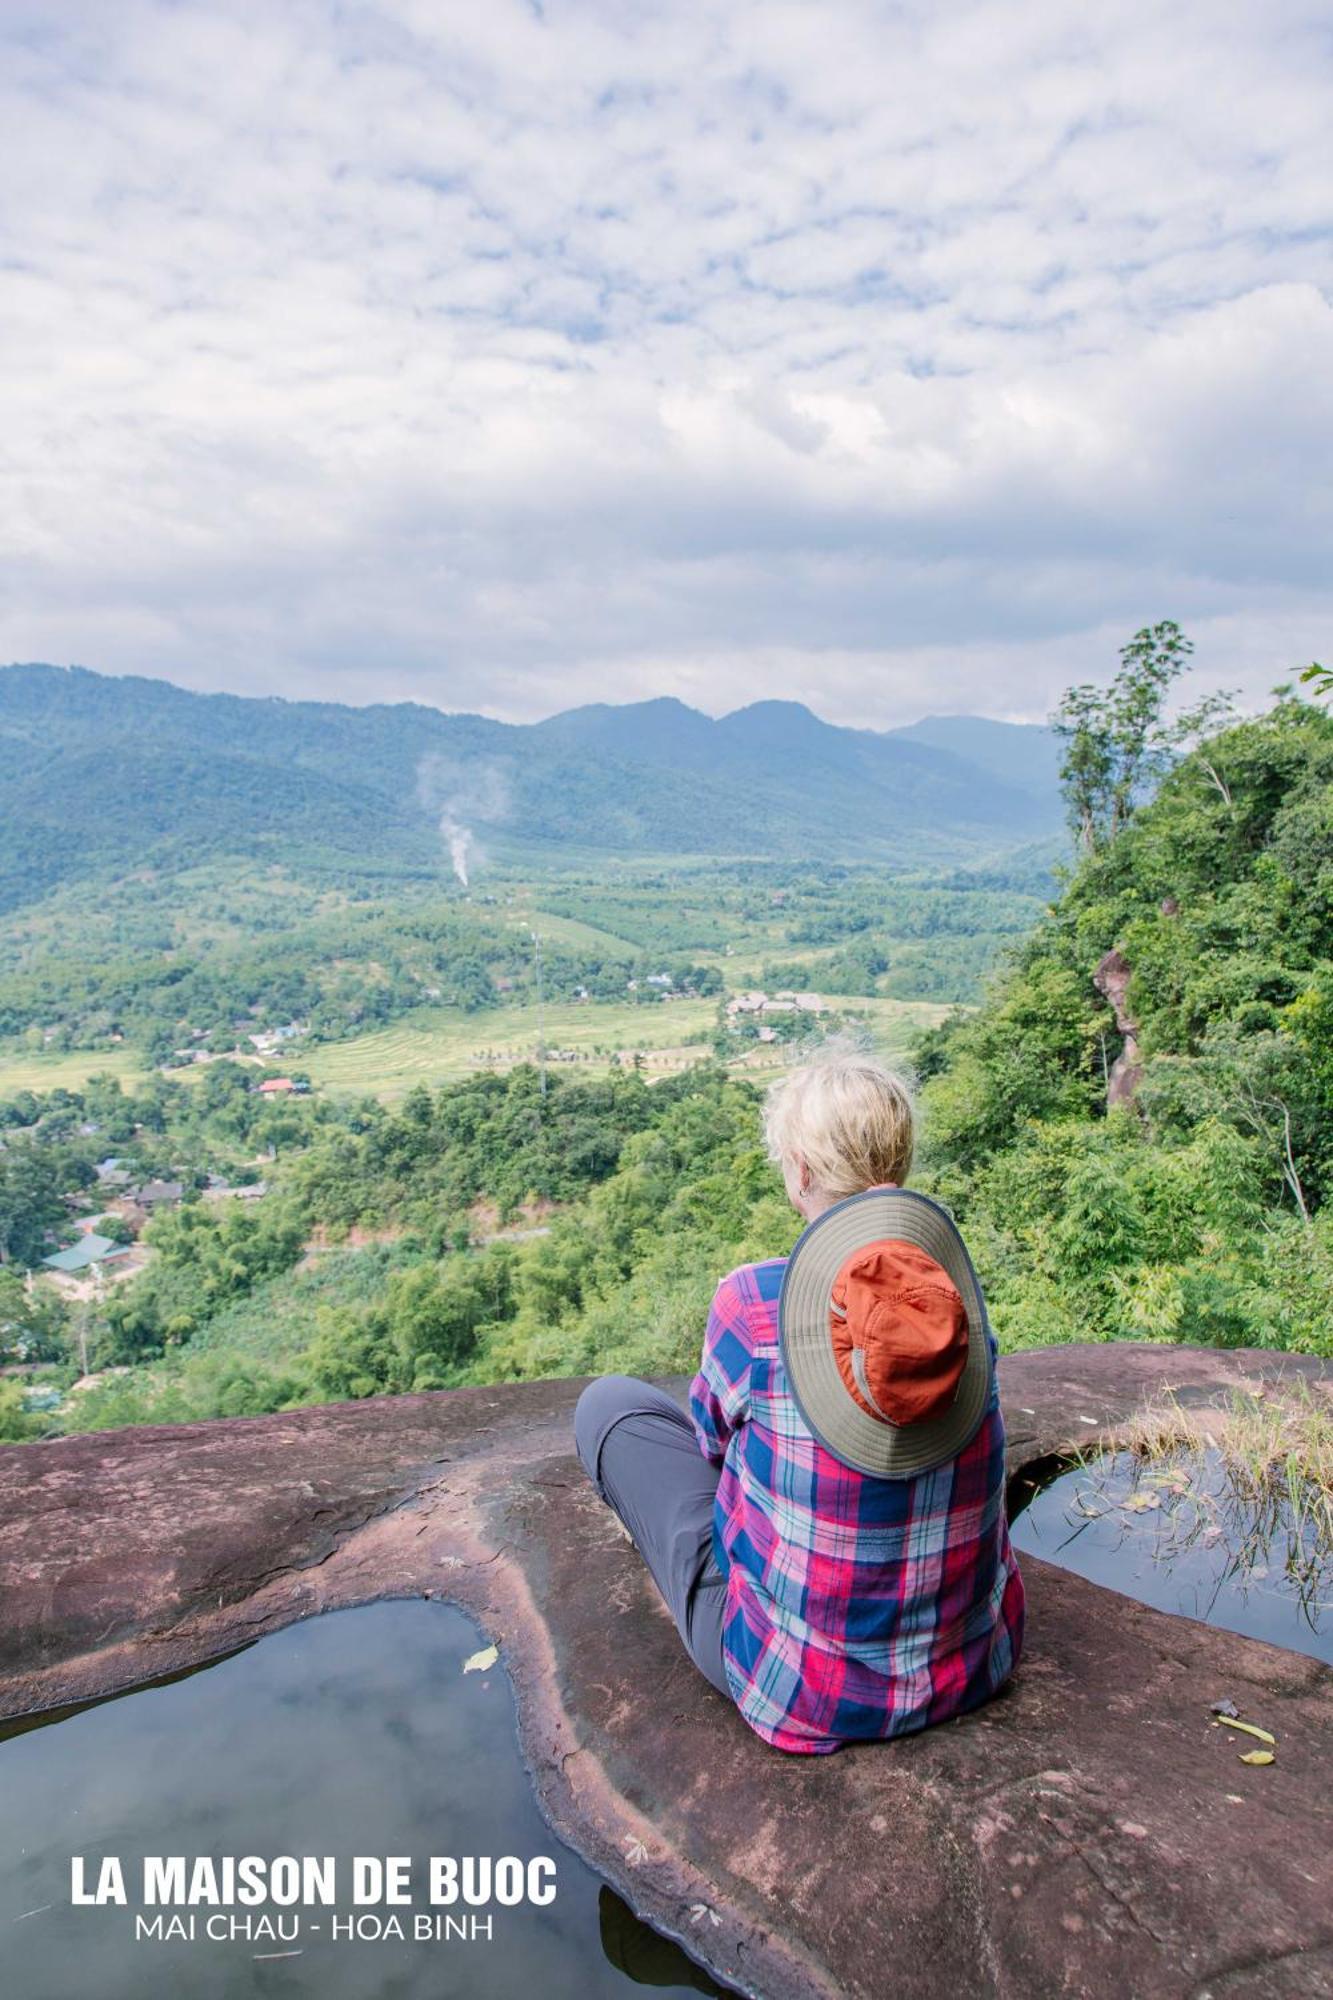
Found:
[302,997,719,1101]
[301,993,956,1102]
[723,997,957,1077]
[0,995,957,1109]
[851,995,957,1042]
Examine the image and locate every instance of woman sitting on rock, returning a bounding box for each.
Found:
[574,1047,1025,1755]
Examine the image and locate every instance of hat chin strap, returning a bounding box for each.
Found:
[849,1345,898,1426]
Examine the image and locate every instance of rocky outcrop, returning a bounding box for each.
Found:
[2,1346,1331,1999]
[1093,948,1145,1107]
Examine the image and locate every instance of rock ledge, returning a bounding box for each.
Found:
[2,1344,1331,1999]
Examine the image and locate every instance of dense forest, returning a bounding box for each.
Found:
[917,687,1333,1353]
[0,1063,787,1434]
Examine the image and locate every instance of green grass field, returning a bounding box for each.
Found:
[497,907,640,960]
[302,993,955,1101]
[723,997,957,1078]
[303,997,720,1100]
[0,993,957,1110]
[0,1043,146,1098]
[827,995,955,1049]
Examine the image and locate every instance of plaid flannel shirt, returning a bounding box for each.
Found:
[689,1256,1025,1754]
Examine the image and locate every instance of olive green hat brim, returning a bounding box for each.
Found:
[778,1187,994,1479]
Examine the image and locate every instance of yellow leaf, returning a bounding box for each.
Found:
[463,1644,498,1675]
[1120,1490,1161,1513]
[1238,1750,1274,1766]
[1218,1718,1276,1746]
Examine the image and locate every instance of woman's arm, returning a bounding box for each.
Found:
[689,1270,754,1464]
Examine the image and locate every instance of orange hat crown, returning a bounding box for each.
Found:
[828,1238,969,1429]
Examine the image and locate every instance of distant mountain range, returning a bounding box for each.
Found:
[0,663,1065,909]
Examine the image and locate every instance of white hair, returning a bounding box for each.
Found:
[762,1042,915,1198]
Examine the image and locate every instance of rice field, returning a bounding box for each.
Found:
[0,994,956,1109]
[302,997,720,1101]
[302,993,954,1102]
[0,1043,146,1098]
[847,995,957,1045]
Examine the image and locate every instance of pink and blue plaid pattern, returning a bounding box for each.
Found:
[690,1257,1025,1754]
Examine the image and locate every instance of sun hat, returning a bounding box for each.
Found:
[778,1185,995,1479]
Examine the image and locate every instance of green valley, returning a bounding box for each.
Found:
[3,639,1331,1446]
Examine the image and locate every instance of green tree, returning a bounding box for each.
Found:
[0,1379,38,1443]
[1052,621,1194,850]
[0,1268,68,1361]
[0,1142,93,1266]
[95,1214,136,1246]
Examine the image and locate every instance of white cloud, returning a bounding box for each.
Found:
[0,0,1329,727]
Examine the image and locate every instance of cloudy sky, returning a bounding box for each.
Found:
[2,1,1329,727]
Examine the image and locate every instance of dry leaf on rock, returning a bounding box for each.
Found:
[1219,1719,1276,1746]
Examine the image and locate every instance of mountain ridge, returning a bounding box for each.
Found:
[0,662,1064,910]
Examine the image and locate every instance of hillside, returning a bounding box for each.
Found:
[914,694,1333,1354]
[0,664,1062,911]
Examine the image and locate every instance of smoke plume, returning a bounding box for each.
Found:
[440,814,474,887]
[415,756,512,888]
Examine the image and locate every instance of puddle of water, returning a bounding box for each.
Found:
[1010,1449,1333,1665]
[0,1600,731,2000]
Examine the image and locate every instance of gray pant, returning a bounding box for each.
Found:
[574,1375,731,1698]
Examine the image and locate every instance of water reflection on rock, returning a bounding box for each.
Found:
[0,1600,722,2000]
[1011,1447,1332,1664]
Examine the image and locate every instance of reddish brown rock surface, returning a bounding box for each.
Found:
[2,1345,1331,1998]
